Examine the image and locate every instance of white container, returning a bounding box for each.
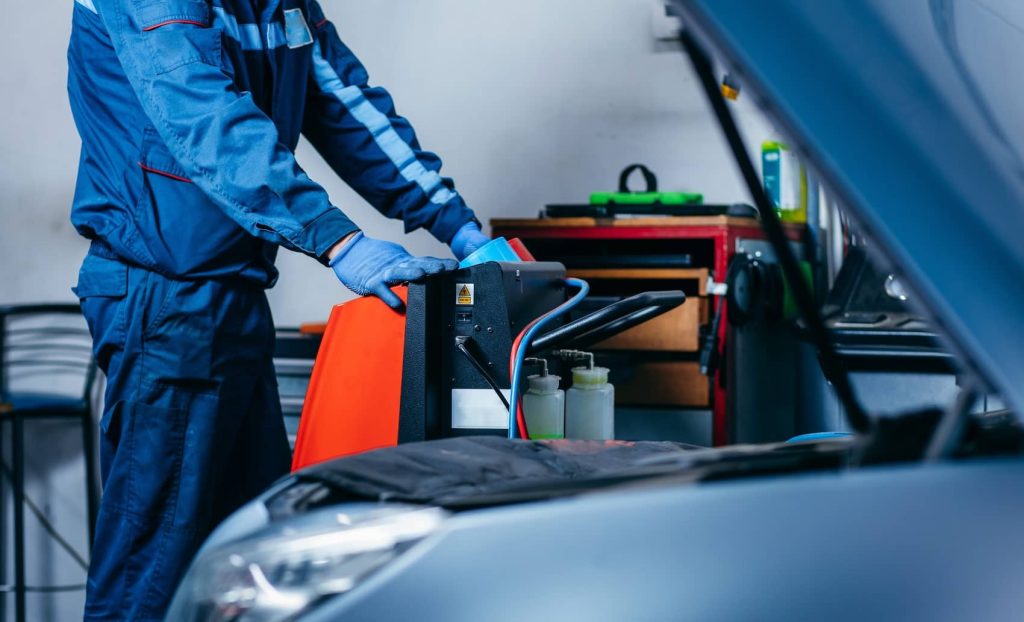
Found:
[565,367,615,440]
[523,374,565,440]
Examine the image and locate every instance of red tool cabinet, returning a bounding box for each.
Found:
[492,216,802,446]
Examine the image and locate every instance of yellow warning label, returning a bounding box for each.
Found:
[456,283,475,306]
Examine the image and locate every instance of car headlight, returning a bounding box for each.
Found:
[167,504,447,621]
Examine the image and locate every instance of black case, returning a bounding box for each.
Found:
[398,262,566,443]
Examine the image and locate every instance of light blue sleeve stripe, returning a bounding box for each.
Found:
[265,21,286,49]
[211,6,286,51]
[75,0,98,14]
[345,94,393,137]
[310,40,457,206]
[401,162,456,204]
[375,125,418,169]
[212,7,260,50]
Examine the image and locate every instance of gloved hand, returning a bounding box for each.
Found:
[449,221,490,261]
[331,232,457,310]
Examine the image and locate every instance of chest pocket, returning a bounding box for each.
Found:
[134,0,223,75]
[136,0,209,31]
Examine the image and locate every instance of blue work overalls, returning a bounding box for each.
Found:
[67,0,476,619]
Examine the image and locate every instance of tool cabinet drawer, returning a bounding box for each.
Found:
[615,361,710,407]
[595,298,708,352]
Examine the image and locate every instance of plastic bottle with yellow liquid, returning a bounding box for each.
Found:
[565,366,615,441]
[762,141,807,224]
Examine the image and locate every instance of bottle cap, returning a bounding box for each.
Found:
[528,374,560,393]
[572,366,609,388]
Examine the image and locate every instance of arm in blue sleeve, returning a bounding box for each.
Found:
[92,0,358,260]
[301,2,478,245]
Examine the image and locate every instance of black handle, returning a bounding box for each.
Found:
[528,290,685,354]
[618,164,658,194]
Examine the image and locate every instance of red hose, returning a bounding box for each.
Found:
[509,317,541,439]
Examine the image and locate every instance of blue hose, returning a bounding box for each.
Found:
[508,278,590,439]
[786,432,853,443]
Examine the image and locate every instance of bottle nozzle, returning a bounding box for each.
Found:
[525,357,549,377]
[554,349,595,370]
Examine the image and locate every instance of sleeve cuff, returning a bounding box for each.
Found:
[295,208,361,264]
[428,198,480,245]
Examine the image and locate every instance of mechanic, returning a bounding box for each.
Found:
[67,0,489,619]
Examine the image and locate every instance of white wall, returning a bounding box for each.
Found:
[0,0,774,326]
[0,1,774,619]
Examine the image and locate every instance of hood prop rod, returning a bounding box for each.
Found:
[679,26,872,434]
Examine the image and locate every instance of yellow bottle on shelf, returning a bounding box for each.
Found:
[762,141,807,224]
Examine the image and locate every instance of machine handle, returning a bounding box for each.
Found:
[528,290,685,354]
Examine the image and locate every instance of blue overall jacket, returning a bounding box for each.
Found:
[68,0,476,288]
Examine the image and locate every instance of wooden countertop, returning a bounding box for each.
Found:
[491,216,790,229]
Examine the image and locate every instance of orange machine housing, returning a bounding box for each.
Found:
[291,287,409,471]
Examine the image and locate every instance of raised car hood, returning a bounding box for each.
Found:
[672,0,1024,414]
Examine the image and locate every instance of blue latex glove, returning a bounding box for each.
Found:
[331,233,457,310]
[449,221,490,261]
